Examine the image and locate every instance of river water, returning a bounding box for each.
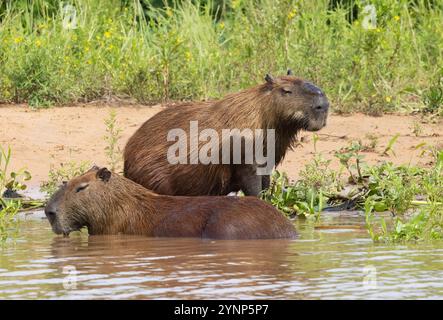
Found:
[1,210,443,299]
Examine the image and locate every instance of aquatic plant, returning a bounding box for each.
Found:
[0,145,33,243]
[263,135,443,242]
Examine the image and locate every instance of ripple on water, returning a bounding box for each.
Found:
[1,216,443,299]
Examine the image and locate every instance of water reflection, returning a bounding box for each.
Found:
[1,215,443,299]
[49,235,301,299]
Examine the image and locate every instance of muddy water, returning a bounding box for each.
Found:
[1,211,443,299]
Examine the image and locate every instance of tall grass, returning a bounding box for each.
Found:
[0,0,442,114]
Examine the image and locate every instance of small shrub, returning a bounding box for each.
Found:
[40,161,91,197]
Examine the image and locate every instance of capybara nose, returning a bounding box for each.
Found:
[313,95,329,113]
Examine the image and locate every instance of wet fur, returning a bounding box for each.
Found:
[45,169,297,240]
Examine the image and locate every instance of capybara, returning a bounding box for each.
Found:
[124,70,329,196]
[44,166,297,239]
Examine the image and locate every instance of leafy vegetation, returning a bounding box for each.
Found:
[365,149,443,242]
[262,138,443,243]
[104,109,123,173]
[0,146,33,243]
[40,160,91,197]
[0,198,20,243]
[0,0,442,115]
[262,155,341,219]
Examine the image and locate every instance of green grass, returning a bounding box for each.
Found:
[0,0,442,114]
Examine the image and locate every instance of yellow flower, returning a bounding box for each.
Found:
[104,31,111,39]
[385,96,392,103]
[166,8,173,17]
[35,39,42,47]
[14,36,23,44]
[231,0,241,10]
[87,60,92,65]
[185,51,192,61]
[376,28,381,33]
[287,9,297,20]
[219,21,225,29]
[84,46,90,52]
[394,15,400,22]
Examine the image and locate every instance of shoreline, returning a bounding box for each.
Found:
[1,103,442,187]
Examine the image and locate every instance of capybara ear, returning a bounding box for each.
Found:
[265,73,274,84]
[90,165,100,171]
[96,167,111,182]
[287,69,293,76]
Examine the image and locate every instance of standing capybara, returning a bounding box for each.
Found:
[124,70,329,196]
[44,166,297,239]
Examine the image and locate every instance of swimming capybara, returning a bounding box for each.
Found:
[124,70,329,196]
[44,166,297,239]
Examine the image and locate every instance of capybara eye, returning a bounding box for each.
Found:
[76,183,89,193]
[47,210,56,217]
[281,88,292,94]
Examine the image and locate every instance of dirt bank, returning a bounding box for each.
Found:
[1,103,442,187]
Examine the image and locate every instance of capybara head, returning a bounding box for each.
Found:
[45,166,113,236]
[264,70,329,131]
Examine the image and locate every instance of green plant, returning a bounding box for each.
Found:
[103,109,123,172]
[382,134,400,156]
[423,77,443,115]
[263,134,443,243]
[0,145,33,243]
[262,154,341,218]
[0,0,441,115]
[363,133,379,151]
[364,150,443,242]
[40,161,91,197]
[0,146,31,195]
[0,198,20,243]
[335,140,366,183]
[411,121,423,137]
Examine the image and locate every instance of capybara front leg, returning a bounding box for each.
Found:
[234,166,263,196]
[262,175,270,191]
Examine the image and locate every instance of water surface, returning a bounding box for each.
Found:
[1,211,443,299]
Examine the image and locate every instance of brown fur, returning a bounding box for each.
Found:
[124,74,329,196]
[44,167,297,239]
